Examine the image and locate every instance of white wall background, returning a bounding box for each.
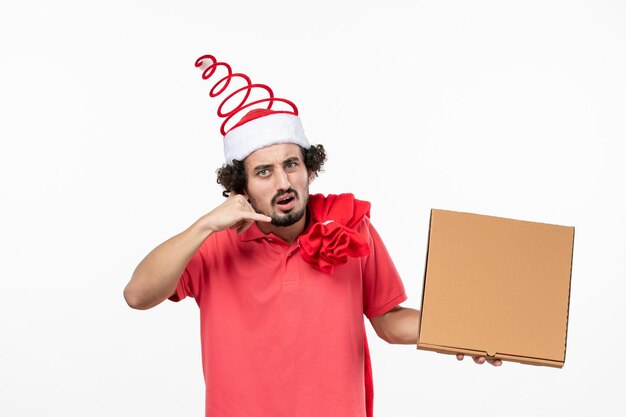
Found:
[1,1,624,416]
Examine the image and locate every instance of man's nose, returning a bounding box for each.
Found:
[274,168,290,190]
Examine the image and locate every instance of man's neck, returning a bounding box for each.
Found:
[256,212,308,244]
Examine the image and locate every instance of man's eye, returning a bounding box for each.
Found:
[258,169,269,177]
[286,162,297,169]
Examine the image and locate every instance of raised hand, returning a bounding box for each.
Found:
[200,193,272,235]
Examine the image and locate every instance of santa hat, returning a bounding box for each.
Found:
[195,54,310,165]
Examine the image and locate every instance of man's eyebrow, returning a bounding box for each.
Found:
[252,157,302,172]
[252,164,273,172]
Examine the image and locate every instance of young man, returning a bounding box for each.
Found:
[124,141,413,416]
[124,59,499,416]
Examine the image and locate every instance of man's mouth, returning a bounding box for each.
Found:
[274,193,297,211]
[276,195,295,205]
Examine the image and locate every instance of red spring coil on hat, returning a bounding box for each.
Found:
[195,54,299,136]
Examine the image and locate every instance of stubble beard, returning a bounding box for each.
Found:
[270,205,307,227]
[249,188,309,228]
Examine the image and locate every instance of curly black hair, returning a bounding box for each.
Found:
[216,144,327,197]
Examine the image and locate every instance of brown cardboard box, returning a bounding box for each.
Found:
[417,209,575,368]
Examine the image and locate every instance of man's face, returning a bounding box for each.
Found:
[243,143,311,227]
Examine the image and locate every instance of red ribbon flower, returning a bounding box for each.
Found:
[298,194,371,274]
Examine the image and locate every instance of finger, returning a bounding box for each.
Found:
[487,358,503,367]
[473,356,486,365]
[456,354,464,361]
[235,198,271,223]
[229,213,271,232]
[226,192,241,201]
[244,212,272,222]
[242,202,269,220]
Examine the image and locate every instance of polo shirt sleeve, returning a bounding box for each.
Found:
[168,240,209,303]
[360,217,408,318]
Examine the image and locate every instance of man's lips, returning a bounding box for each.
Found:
[274,192,296,205]
[274,193,297,210]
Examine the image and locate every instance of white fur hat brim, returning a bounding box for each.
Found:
[223,113,310,165]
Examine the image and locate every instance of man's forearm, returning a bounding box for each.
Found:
[124,219,213,310]
[373,307,421,345]
[124,195,273,310]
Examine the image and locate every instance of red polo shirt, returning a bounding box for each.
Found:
[170,215,407,417]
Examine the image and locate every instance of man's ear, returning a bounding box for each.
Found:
[308,170,315,184]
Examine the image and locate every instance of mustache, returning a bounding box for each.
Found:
[271,188,299,205]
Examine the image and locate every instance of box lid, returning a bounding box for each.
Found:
[417,209,574,367]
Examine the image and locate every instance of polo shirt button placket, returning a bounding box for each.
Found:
[281,245,299,291]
